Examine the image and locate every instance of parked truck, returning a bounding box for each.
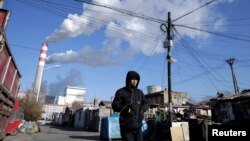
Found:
[0,8,22,140]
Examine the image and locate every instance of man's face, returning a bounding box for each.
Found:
[130,78,138,88]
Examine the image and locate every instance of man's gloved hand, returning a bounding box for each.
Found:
[127,104,133,113]
[124,97,133,113]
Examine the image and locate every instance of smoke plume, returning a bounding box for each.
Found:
[48,69,84,96]
[46,0,234,65]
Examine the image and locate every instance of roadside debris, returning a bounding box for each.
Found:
[18,120,39,134]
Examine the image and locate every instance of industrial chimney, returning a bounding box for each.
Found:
[33,43,48,102]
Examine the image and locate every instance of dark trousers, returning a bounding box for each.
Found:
[120,128,143,141]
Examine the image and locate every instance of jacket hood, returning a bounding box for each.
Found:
[126,71,140,88]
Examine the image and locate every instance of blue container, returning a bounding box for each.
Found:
[142,120,148,138]
[100,117,121,140]
[100,116,148,140]
[111,113,120,117]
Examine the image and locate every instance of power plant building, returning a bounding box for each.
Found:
[55,86,86,107]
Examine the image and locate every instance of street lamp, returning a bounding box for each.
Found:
[39,92,50,102]
[44,64,61,70]
[35,64,60,102]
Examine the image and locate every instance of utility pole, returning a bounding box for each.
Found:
[226,58,240,94]
[161,12,174,125]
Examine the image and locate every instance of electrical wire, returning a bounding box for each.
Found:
[12,0,250,98]
[173,27,233,90]
[172,0,217,22]
[174,24,250,42]
[16,0,164,51]
[74,0,165,24]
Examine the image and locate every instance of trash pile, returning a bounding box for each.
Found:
[18,120,39,134]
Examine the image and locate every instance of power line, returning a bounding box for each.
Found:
[225,17,250,22]
[172,0,217,22]
[17,0,163,47]
[14,0,250,95]
[74,0,165,24]
[173,27,233,90]
[174,24,250,42]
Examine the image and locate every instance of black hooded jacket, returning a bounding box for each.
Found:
[112,71,149,131]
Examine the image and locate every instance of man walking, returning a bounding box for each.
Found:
[112,71,149,141]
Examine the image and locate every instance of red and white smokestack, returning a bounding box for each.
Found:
[33,43,48,102]
[39,43,48,66]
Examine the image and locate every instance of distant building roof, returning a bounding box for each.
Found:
[43,104,66,106]
[241,89,250,94]
[145,90,164,96]
[173,105,190,108]
[99,101,112,108]
[211,92,250,102]
[66,86,86,90]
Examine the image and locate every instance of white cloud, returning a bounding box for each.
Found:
[46,38,134,67]
[46,0,231,65]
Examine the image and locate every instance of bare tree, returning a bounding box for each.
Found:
[19,90,43,121]
[71,101,84,111]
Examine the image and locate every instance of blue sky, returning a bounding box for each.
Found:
[3,0,250,102]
